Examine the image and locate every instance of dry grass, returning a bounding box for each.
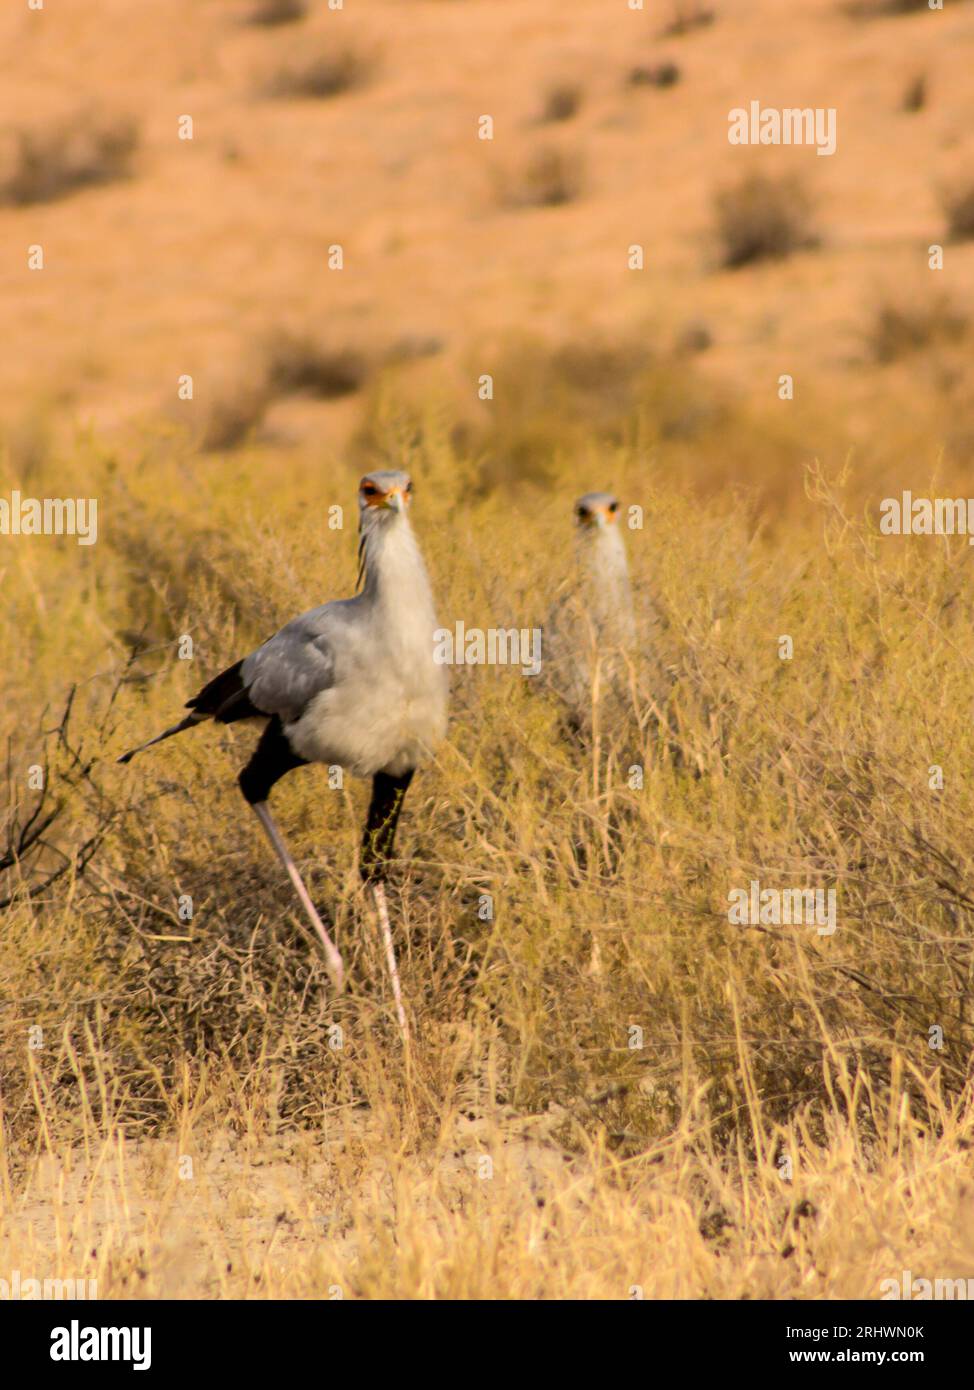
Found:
[846,0,954,16]
[197,367,273,451]
[443,336,678,486]
[246,0,308,25]
[945,179,974,242]
[868,297,968,362]
[0,113,137,207]
[540,84,583,124]
[902,73,927,112]
[265,332,369,400]
[628,63,681,89]
[259,41,375,100]
[660,2,716,37]
[714,174,820,269]
[3,1091,972,1299]
[674,318,713,354]
[3,384,974,1296]
[191,336,371,449]
[3,0,974,1303]
[496,147,585,210]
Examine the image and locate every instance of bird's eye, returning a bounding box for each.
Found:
[576,507,587,521]
[361,482,377,495]
[609,500,619,513]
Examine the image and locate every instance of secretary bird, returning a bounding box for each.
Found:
[117,470,448,1031]
[544,491,637,736]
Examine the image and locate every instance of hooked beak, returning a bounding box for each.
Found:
[385,488,405,513]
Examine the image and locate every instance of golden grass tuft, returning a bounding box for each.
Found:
[495,147,585,210]
[0,112,138,207]
[901,73,927,113]
[660,2,716,37]
[259,41,375,100]
[265,331,369,400]
[868,296,968,362]
[714,173,820,269]
[246,0,308,26]
[846,0,952,16]
[197,370,273,451]
[628,63,681,89]
[539,84,584,124]
[945,179,974,243]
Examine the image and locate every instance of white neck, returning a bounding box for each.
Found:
[360,511,437,628]
[576,523,635,645]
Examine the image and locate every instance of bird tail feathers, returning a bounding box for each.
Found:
[117,712,207,764]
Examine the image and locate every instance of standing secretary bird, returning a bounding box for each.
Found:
[544,491,637,737]
[118,470,448,1029]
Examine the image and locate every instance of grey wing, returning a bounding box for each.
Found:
[241,607,338,725]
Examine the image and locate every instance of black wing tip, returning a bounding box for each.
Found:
[185,658,247,717]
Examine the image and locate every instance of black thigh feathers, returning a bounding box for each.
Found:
[360,770,414,882]
[237,716,308,804]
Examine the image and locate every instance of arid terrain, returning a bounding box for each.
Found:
[2,0,974,1301]
[1,0,973,488]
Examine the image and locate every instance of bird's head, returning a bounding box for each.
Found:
[574,492,621,532]
[358,470,412,523]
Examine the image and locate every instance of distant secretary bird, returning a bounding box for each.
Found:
[118,470,448,1024]
[545,491,636,734]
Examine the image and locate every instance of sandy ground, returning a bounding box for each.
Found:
[0,0,971,453]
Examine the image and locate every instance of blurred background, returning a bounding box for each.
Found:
[1,0,972,507]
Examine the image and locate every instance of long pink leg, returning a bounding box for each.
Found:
[372,881,409,1043]
[251,801,344,990]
